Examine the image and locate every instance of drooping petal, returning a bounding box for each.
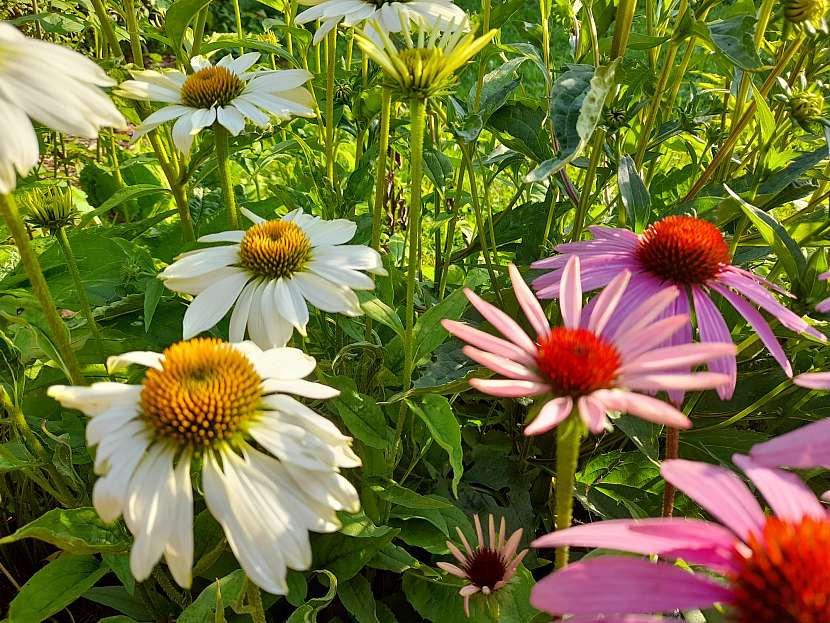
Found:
[692,286,737,400]
[750,418,830,469]
[524,396,573,436]
[509,263,549,338]
[560,256,583,330]
[733,454,826,522]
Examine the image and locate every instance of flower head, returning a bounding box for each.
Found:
[160,208,386,348]
[437,514,528,617]
[783,0,829,33]
[531,455,830,622]
[48,338,360,594]
[533,217,826,400]
[774,75,828,133]
[296,0,469,45]
[356,19,496,99]
[0,23,125,193]
[442,259,734,435]
[19,185,77,234]
[117,53,315,153]
[816,270,830,313]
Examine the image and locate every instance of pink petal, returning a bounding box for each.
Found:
[614,315,689,360]
[819,270,830,280]
[817,296,830,313]
[711,284,792,377]
[613,286,680,342]
[509,264,550,339]
[437,561,468,579]
[588,270,632,334]
[593,390,691,429]
[524,396,573,436]
[733,454,826,522]
[619,343,736,375]
[560,256,583,329]
[535,262,633,299]
[463,289,537,354]
[441,320,537,367]
[794,371,830,389]
[578,395,607,433]
[619,372,731,391]
[661,459,765,541]
[446,541,468,565]
[589,225,640,246]
[530,557,733,615]
[692,286,737,400]
[470,378,550,398]
[462,346,542,382]
[751,418,830,469]
[565,617,667,623]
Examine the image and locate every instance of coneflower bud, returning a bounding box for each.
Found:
[783,0,829,33]
[20,186,77,235]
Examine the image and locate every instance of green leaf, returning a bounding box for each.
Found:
[79,185,169,227]
[423,148,454,191]
[166,0,213,58]
[357,291,404,338]
[617,155,651,232]
[725,185,806,285]
[368,480,453,509]
[285,571,338,623]
[707,15,761,70]
[143,277,164,332]
[8,554,109,623]
[526,61,618,182]
[177,570,247,623]
[468,57,526,120]
[312,512,398,582]
[338,574,380,623]
[750,82,775,144]
[0,439,39,473]
[413,288,468,363]
[407,394,464,497]
[487,102,552,162]
[83,586,151,620]
[0,507,131,554]
[326,376,394,450]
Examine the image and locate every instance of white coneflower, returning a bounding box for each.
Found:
[295,0,469,45]
[117,52,315,153]
[160,208,386,348]
[48,338,360,594]
[0,22,125,193]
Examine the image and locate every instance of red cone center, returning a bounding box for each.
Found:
[536,327,621,396]
[635,215,730,285]
[464,547,508,590]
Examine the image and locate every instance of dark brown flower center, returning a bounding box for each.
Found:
[464,548,508,590]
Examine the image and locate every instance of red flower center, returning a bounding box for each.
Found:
[635,215,730,285]
[464,547,508,590]
[731,516,830,623]
[536,328,621,396]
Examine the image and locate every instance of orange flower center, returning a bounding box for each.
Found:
[239,220,312,278]
[140,338,261,447]
[635,215,730,285]
[731,516,830,623]
[536,328,621,396]
[464,548,508,590]
[181,66,245,109]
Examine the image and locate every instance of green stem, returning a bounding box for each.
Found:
[193,537,227,576]
[214,125,239,229]
[610,0,637,59]
[90,0,120,58]
[55,227,106,360]
[634,41,679,168]
[33,0,43,39]
[123,0,143,66]
[325,29,337,187]
[233,0,244,53]
[286,0,297,55]
[393,98,427,465]
[437,159,466,300]
[473,0,492,110]
[661,426,680,516]
[573,128,605,238]
[554,413,584,569]
[191,7,208,57]
[0,194,84,385]
[371,90,392,252]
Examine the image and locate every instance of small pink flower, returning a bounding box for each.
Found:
[816,270,830,313]
[441,258,734,435]
[531,456,830,622]
[532,216,826,400]
[437,514,528,617]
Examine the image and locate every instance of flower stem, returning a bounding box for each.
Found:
[0,193,84,385]
[89,0,120,58]
[554,413,584,569]
[371,89,392,252]
[661,426,680,517]
[325,28,337,187]
[233,0,244,53]
[214,125,239,230]
[573,128,605,238]
[473,0,492,110]
[393,97,427,465]
[610,0,637,59]
[123,0,143,66]
[55,227,106,360]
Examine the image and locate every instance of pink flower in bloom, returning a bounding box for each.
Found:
[437,514,528,616]
[441,258,734,435]
[530,456,830,622]
[532,216,826,400]
[816,270,830,313]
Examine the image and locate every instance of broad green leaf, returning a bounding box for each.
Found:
[166,0,212,57]
[83,586,151,620]
[758,147,826,196]
[338,574,380,623]
[285,571,338,623]
[487,102,552,162]
[143,277,164,332]
[707,15,761,70]
[199,37,296,65]
[423,148,454,191]
[326,376,394,450]
[357,291,404,338]
[413,288,468,362]
[407,394,464,497]
[0,507,131,554]
[750,82,775,144]
[177,570,247,623]
[468,57,526,120]
[79,185,169,226]
[0,439,39,473]
[617,155,651,232]
[725,185,806,285]
[312,512,398,582]
[8,554,109,623]
[526,61,618,182]
[369,480,453,509]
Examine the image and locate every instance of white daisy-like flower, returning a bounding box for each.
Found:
[116,52,315,154]
[160,208,387,348]
[48,338,361,594]
[0,22,125,193]
[295,0,469,45]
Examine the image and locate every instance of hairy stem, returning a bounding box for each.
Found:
[554,414,584,569]
[214,125,239,230]
[325,29,337,187]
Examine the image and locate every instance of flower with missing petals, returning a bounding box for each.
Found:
[160,208,386,348]
[48,338,360,594]
[533,216,826,401]
[117,52,314,153]
[437,514,528,617]
[442,259,734,435]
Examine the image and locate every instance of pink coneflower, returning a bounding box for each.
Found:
[532,216,826,399]
[441,258,734,435]
[816,270,830,313]
[530,456,830,622]
[437,514,528,617]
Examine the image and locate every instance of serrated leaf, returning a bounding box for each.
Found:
[0,507,130,554]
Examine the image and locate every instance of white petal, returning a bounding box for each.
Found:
[182,271,250,339]
[261,378,340,399]
[274,278,310,335]
[163,453,194,589]
[107,351,164,372]
[293,272,361,315]
[217,105,246,135]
